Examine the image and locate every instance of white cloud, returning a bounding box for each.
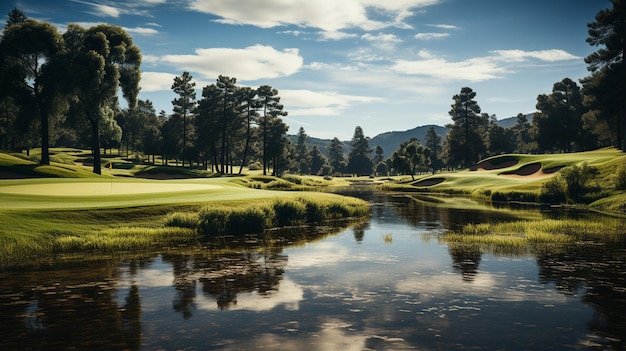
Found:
[319,31,358,41]
[415,32,450,40]
[281,89,384,117]
[71,0,122,17]
[140,71,178,91]
[392,56,508,82]
[161,45,303,81]
[427,24,459,30]
[187,0,441,39]
[362,33,402,43]
[491,49,580,62]
[196,278,304,312]
[123,26,159,35]
[391,49,580,82]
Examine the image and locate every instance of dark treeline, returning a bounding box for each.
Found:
[0,1,623,177]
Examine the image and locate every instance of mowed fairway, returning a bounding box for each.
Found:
[0,178,284,209]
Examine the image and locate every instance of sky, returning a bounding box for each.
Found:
[1,0,611,140]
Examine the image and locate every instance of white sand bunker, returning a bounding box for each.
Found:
[0,182,221,196]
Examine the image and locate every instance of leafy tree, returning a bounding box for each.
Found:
[425,126,442,173]
[511,113,533,153]
[582,0,625,150]
[327,137,345,174]
[171,72,196,167]
[63,24,141,174]
[257,85,287,175]
[375,161,388,176]
[347,126,373,176]
[445,87,486,168]
[391,139,430,179]
[0,18,64,164]
[373,145,385,166]
[560,163,600,202]
[485,115,515,155]
[534,78,586,152]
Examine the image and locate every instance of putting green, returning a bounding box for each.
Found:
[0,181,221,196]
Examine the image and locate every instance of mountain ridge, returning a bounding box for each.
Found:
[290,113,534,158]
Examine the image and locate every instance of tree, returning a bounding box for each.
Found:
[265,117,290,176]
[485,115,515,155]
[347,126,373,176]
[0,18,64,164]
[309,146,329,175]
[582,0,625,150]
[237,87,258,174]
[391,138,430,179]
[257,85,287,175]
[511,113,533,153]
[373,145,385,166]
[171,72,196,167]
[215,75,239,174]
[425,126,442,173]
[534,78,586,152]
[327,137,345,174]
[63,24,141,174]
[293,127,311,174]
[445,87,486,168]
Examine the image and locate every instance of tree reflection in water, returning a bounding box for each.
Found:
[0,193,624,350]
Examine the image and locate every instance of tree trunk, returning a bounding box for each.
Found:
[38,100,50,165]
[90,117,102,175]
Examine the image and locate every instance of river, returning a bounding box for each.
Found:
[1,192,624,350]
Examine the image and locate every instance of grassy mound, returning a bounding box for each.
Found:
[387,148,626,211]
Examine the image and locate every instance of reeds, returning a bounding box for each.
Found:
[166,195,370,237]
[442,217,624,256]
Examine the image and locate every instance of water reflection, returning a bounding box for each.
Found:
[0,193,624,350]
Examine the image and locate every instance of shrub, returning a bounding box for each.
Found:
[615,162,626,190]
[248,161,263,171]
[197,206,230,235]
[273,199,307,226]
[539,176,567,204]
[164,212,199,229]
[560,163,599,202]
[226,206,269,235]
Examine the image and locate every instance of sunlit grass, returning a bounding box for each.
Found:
[442,217,625,256]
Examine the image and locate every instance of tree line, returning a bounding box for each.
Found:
[0,1,623,177]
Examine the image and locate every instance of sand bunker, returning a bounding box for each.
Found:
[412,177,445,187]
[498,162,557,179]
[0,182,221,196]
[472,158,518,171]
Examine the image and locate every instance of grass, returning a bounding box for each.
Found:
[381,148,626,213]
[442,217,625,256]
[0,170,369,267]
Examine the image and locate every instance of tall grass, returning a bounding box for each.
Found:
[442,217,625,256]
[168,195,370,237]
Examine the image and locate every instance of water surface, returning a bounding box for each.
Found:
[1,193,624,350]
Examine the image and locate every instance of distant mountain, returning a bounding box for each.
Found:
[369,125,449,158]
[496,113,534,129]
[290,113,535,159]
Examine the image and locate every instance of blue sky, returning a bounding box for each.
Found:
[2,0,610,140]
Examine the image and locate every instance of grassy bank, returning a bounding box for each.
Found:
[0,154,370,267]
[381,148,626,214]
[0,193,368,267]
